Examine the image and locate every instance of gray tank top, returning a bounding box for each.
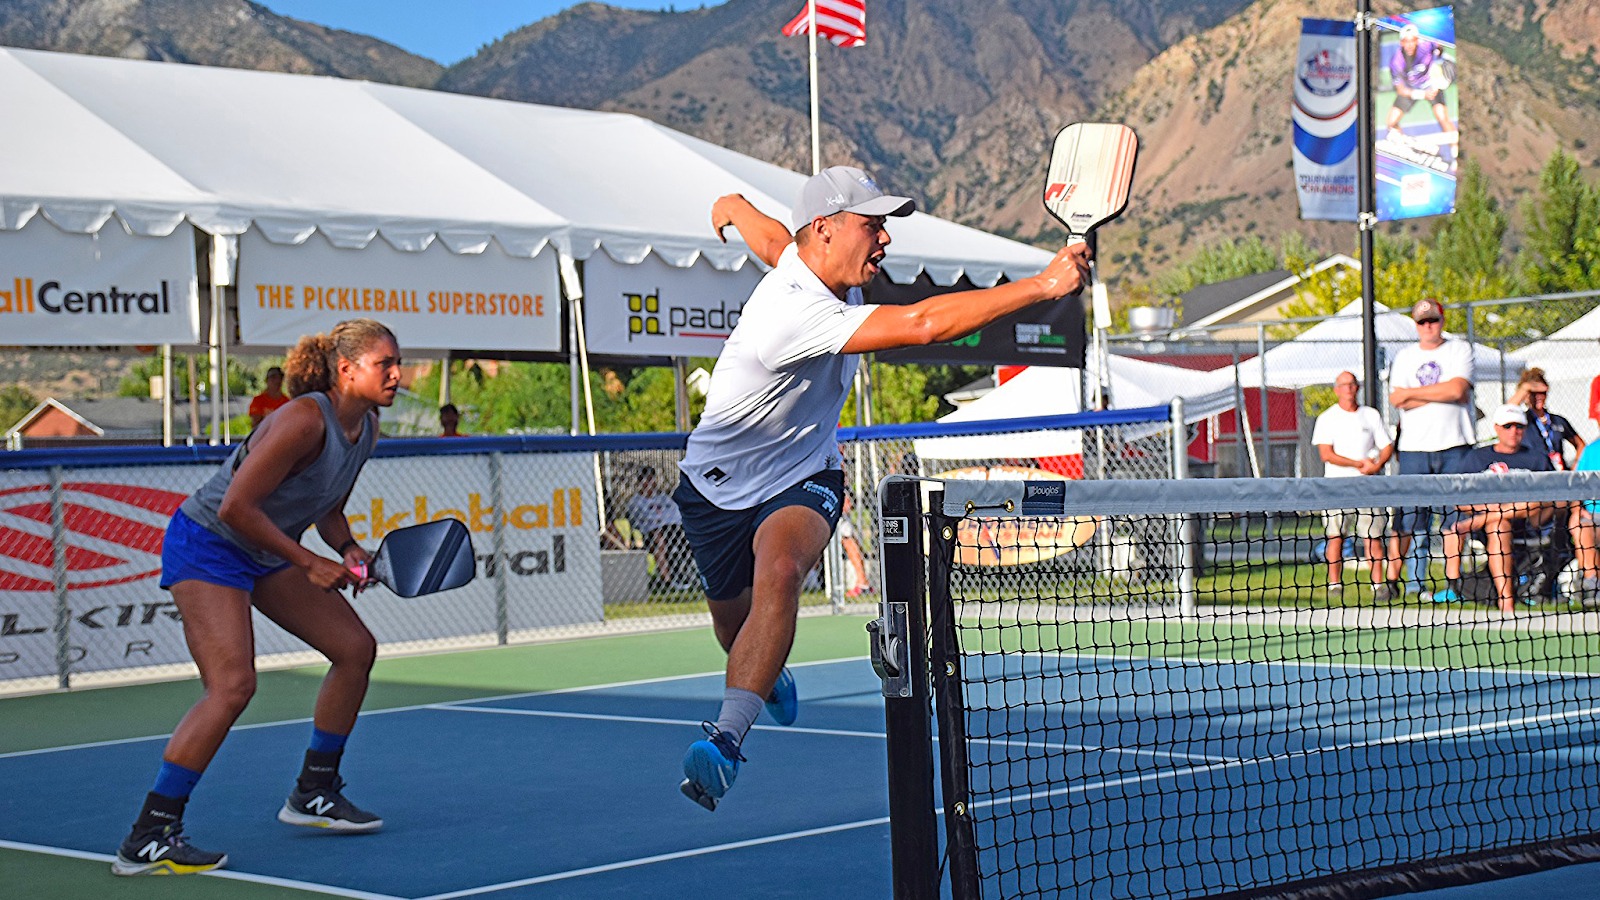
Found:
[180,392,378,567]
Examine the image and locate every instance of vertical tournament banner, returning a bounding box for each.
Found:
[1294,18,1360,221]
[237,228,562,352]
[1376,6,1459,220]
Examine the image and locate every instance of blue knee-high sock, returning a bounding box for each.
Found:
[309,726,348,754]
[150,760,202,800]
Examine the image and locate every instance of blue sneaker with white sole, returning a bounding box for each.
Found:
[765,667,798,726]
[680,723,744,812]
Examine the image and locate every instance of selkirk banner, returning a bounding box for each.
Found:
[1375,6,1458,221]
[1293,18,1359,221]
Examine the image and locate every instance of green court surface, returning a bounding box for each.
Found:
[0,614,874,899]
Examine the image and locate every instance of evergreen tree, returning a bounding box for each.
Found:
[1519,148,1600,293]
[1430,159,1506,280]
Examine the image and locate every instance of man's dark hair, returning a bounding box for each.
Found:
[439,404,459,416]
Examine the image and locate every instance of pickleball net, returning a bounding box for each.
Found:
[874,471,1600,900]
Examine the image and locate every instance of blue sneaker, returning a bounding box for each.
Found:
[1432,588,1461,603]
[680,723,745,812]
[765,667,798,726]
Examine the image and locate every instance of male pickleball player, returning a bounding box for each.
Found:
[674,166,1090,810]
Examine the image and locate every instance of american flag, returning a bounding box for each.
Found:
[781,0,866,48]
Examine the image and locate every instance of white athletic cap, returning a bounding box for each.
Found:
[1400,24,1420,39]
[791,165,915,230]
[1493,404,1528,427]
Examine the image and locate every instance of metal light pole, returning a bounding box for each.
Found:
[1357,0,1380,407]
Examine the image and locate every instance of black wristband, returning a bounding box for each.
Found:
[336,539,360,556]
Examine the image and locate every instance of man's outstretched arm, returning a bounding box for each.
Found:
[841,244,1090,354]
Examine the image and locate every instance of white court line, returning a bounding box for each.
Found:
[428,704,1237,763]
[0,655,873,760]
[1006,648,1600,681]
[410,817,892,900]
[0,838,406,900]
[972,701,1600,815]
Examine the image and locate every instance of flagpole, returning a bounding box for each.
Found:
[808,0,820,174]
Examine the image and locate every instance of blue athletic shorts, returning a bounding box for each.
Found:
[159,508,289,592]
[1394,445,1471,534]
[672,469,845,601]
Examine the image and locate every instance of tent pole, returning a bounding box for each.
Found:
[807,0,820,174]
[161,344,173,447]
[207,235,236,445]
[440,351,452,407]
[674,356,690,431]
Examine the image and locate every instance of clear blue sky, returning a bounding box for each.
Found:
[259,1,727,65]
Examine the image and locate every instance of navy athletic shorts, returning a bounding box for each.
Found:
[672,469,845,601]
[159,508,290,592]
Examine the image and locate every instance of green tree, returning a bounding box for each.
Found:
[0,385,39,433]
[843,361,941,425]
[1519,148,1600,293]
[118,352,268,401]
[1154,236,1281,297]
[1430,159,1507,280]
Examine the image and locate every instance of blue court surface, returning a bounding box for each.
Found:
[0,659,895,899]
[6,653,1600,899]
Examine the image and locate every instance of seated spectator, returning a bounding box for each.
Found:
[619,467,694,589]
[1311,371,1395,598]
[838,492,872,597]
[248,366,289,430]
[1511,367,1586,470]
[1573,441,1600,599]
[1437,405,1562,611]
[439,403,467,437]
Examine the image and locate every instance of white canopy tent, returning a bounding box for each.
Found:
[1508,302,1600,441]
[915,357,1236,461]
[1,46,1060,438]
[0,45,1053,300]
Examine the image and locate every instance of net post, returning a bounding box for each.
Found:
[928,497,981,898]
[1170,399,1198,615]
[875,477,940,899]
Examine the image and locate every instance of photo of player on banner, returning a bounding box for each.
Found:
[1375,5,1459,221]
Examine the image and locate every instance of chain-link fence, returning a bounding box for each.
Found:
[1115,290,1600,479]
[0,408,1180,695]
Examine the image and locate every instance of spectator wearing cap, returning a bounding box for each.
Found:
[1435,405,1557,611]
[670,167,1092,811]
[1385,297,1476,600]
[1510,367,1586,470]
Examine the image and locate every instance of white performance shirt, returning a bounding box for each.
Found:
[680,243,875,510]
[1387,338,1475,451]
[1311,404,1393,477]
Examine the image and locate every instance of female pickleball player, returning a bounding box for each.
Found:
[113,319,400,876]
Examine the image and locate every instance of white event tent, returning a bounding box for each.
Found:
[1,46,1061,438]
[914,357,1236,462]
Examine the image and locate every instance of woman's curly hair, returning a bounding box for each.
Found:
[283,319,396,397]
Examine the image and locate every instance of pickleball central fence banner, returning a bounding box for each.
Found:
[0,452,601,684]
[1294,18,1359,222]
[237,228,562,351]
[1376,6,1458,221]
[0,217,200,345]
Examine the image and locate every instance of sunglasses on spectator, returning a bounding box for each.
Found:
[1498,422,1527,429]
[1415,317,1442,325]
